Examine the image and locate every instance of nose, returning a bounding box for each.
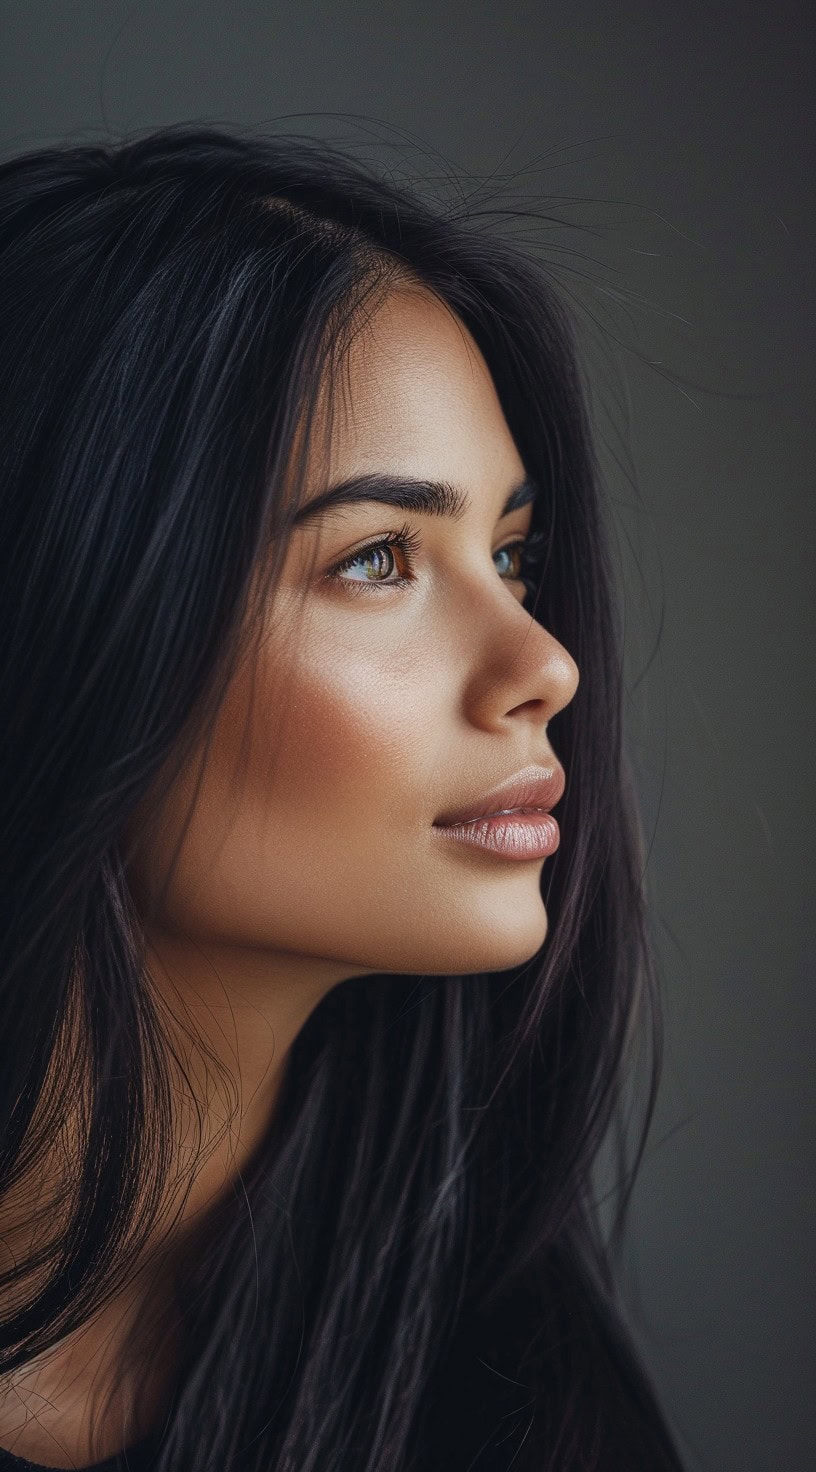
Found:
[461,598,580,734]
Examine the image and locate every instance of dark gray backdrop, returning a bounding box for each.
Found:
[1,3,812,1468]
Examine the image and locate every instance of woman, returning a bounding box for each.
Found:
[0,124,687,1470]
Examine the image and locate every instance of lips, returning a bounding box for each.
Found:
[433,763,566,829]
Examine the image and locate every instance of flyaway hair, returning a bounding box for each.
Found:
[0,124,687,1470]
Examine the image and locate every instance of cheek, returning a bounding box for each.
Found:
[256,626,428,825]
[142,624,438,949]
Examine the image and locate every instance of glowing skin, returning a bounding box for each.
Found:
[0,285,579,1465]
[125,283,579,1168]
[122,282,581,1192]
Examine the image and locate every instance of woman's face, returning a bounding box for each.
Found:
[128,284,579,983]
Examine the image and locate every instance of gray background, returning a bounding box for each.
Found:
[1,3,812,1468]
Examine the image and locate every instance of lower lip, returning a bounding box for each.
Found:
[432,810,560,861]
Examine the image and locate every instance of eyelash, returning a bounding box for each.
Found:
[325,521,546,599]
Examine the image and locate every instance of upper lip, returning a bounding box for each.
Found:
[433,763,566,828]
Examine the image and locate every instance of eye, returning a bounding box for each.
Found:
[325,522,422,596]
[494,543,524,580]
[325,523,546,597]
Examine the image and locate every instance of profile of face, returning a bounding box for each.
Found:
[126,285,580,992]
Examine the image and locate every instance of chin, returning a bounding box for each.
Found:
[412,907,549,977]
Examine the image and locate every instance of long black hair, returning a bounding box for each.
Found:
[0,123,687,1470]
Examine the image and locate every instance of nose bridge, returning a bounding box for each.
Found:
[456,579,579,725]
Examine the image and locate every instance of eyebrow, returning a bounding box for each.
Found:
[292,472,539,527]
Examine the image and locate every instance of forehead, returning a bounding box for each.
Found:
[311,284,525,490]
